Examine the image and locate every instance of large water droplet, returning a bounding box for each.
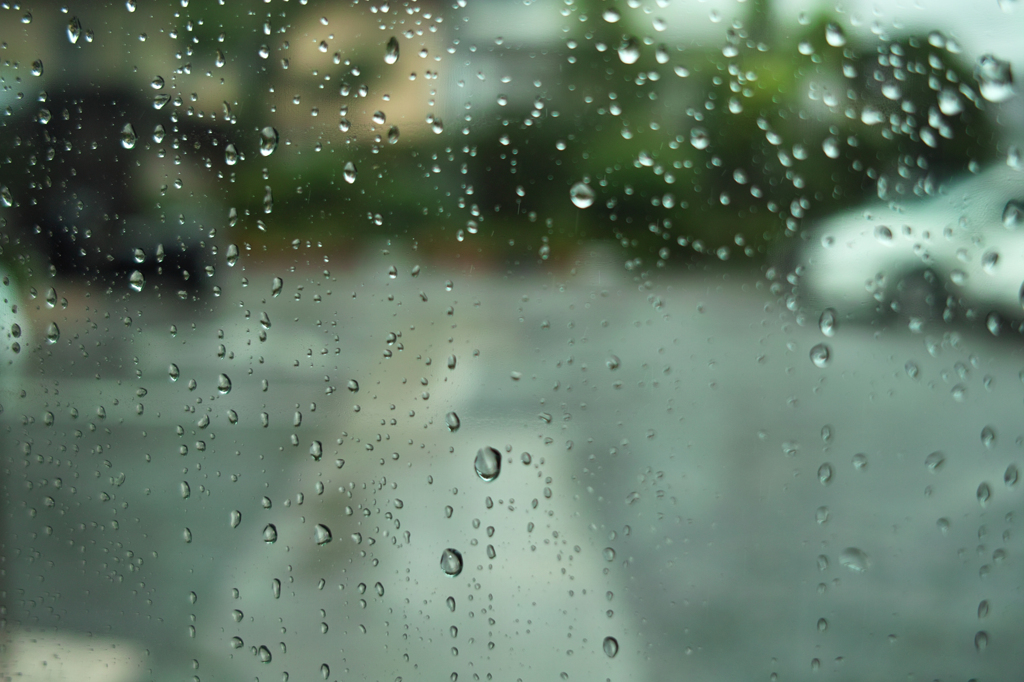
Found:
[263,524,278,543]
[310,440,323,461]
[224,143,238,166]
[925,451,946,472]
[474,446,501,482]
[975,54,1015,102]
[825,22,846,47]
[839,547,870,572]
[180,481,191,499]
[257,645,272,663]
[230,510,242,528]
[817,463,833,484]
[260,126,279,156]
[1007,464,1019,487]
[121,123,138,149]
[617,36,640,64]
[445,412,460,432]
[981,425,997,449]
[225,243,239,266]
[937,88,963,116]
[0,185,12,207]
[440,548,463,576]
[314,524,332,545]
[321,663,330,680]
[31,60,43,77]
[385,36,400,64]
[343,161,357,184]
[818,309,837,337]
[690,127,710,150]
[569,181,595,209]
[46,322,60,344]
[974,630,989,652]
[1002,199,1024,228]
[810,343,831,368]
[217,373,232,394]
[822,136,840,159]
[67,16,82,44]
[129,270,145,292]
[603,636,619,657]
[977,482,991,506]
[602,7,621,22]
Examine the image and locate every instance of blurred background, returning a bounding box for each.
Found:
[0,0,1021,681]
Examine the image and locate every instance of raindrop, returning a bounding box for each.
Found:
[817,463,833,484]
[168,364,180,381]
[977,482,991,506]
[474,446,501,482]
[321,663,331,680]
[447,355,457,369]
[0,186,12,207]
[974,631,988,652]
[343,161,357,184]
[272,277,283,297]
[874,225,893,243]
[603,636,619,658]
[259,126,279,156]
[925,451,945,472]
[217,374,232,394]
[975,54,1015,102]
[347,379,359,393]
[817,618,828,633]
[121,123,138,150]
[224,144,238,165]
[46,322,60,344]
[839,547,870,572]
[602,7,621,22]
[183,528,192,543]
[385,37,400,64]
[690,128,710,150]
[981,425,996,449]
[445,412,460,432]
[314,524,332,545]
[821,137,840,159]
[1002,200,1024,228]
[31,60,43,77]
[181,481,191,499]
[257,645,272,663]
[230,510,242,528]
[372,111,386,125]
[818,309,837,337]
[387,126,400,144]
[215,50,225,68]
[226,244,239,266]
[809,343,831,368]
[440,548,463,576]
[446,596,456,612]
[67,16,82,44]
[128,270,145,292]
[617,36,640,65]
[603,547,616,561]
[570,181,595,208]
[815,506,829,524]
[310,440,323,461]
[1006,464,1019,487]
[606,355,621,370]
[937,88,963,116]
[825,22,846,47]
[852,453,868,470]
[263,524,278,543]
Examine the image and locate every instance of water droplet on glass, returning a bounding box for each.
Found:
[343,161,357,184]
[31,60,43,77]
[603,547,616,561]
[1002,200,1024,228]
[603,636,619,658]
[981,425,996,449]
[225,244,239,267]
[180,481,191,499]
[230,510,242,528]
[817,463,833,484]
[977,482,991,506]
[387,126,400,144]
[257,645,272,663]
[310,440,323,461]
[224,143,238,166]
[67,16,82,44]
[445,412,460,432]
[314,524,332,545]
[570,181,595,209]
[819,309,837,337]
[46,322,60,344]
[347,379,359,393]
[817,618,828,633]
[447,355,457,369]
[978,599,990,618]
[617,36,640,64]
[822,137,840,159]
[825,22,846,47]
[839,547,870,572]
[815,506,830,524]
[974,630,988,652]
[263,524,278,543]
[975,54,1015,102]
[120,123,137,150]
[474,446,501,482]
[217,374,232,394]
[937,88,963,116]
[1,186,12,207]
[852,453,868,470]
[606,355,621,370]
[925,451,945,472]
[259,126,279,156]
[385,36,400,64]
[602,7,621,22]
[810,343,831,368]
[321,663,330,680]
[129,270,145,292]
[271,277,283,297]
[690,127,710,150]
[1006,464,1019,487]
[440,548,463,576]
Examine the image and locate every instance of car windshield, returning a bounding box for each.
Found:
[1,1,1021,681]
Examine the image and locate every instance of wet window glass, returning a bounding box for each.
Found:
[1,0,1021,680]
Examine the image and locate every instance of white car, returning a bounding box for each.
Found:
[790,164,1024,331]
